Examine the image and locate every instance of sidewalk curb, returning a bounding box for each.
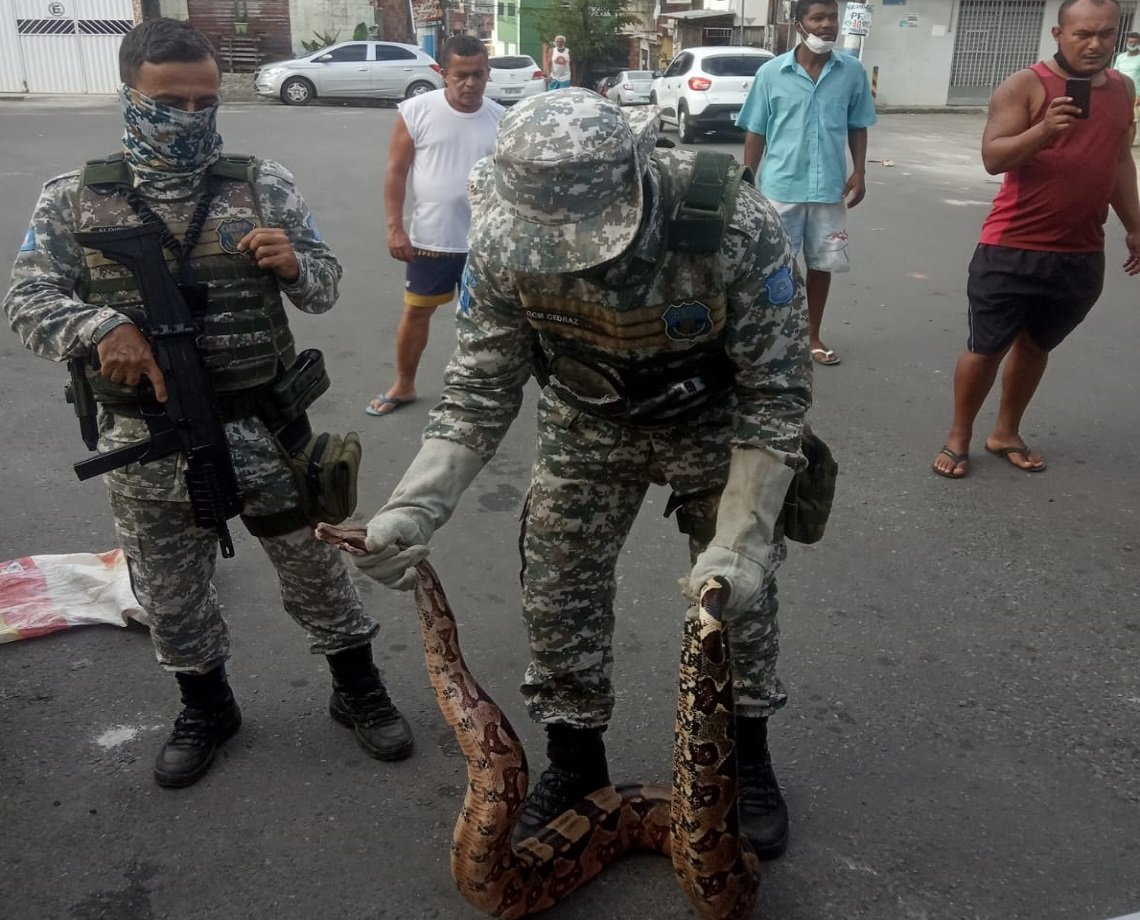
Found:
[875,105,986,115]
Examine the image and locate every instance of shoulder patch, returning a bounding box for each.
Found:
[19,225,36,252]
[764,265,795,306]
[457,263,477,317]
[303,212,323,242]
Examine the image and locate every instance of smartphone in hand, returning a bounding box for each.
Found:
[1065,77,1092,119]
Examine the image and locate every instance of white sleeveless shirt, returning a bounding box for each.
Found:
[397,89,504,253]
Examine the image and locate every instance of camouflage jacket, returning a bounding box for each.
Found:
[423,150,812,470]
[3,158,341,502]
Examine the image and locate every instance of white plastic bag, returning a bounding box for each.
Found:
[0,549,149,643]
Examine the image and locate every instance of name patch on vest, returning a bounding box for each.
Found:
[764,265,795,306]
[661,300,713,341]
[525,309,588,329]
[218,218,256,254]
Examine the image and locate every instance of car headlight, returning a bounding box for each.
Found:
[259,67,286,78]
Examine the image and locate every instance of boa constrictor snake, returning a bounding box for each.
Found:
[315,523,761,918]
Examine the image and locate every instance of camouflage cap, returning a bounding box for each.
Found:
[468,88,660,273]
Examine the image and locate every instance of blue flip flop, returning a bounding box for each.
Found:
[365,395,415,417]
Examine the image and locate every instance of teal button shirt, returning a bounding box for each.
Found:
[1113,50,1140,87]
[736,48,877,203]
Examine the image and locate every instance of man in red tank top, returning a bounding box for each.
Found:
[932,0,1140,479]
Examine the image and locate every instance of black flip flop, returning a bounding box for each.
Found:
[985,443,1046,472]
[932,446,969,479]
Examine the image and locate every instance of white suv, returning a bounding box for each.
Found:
[652,46,774,143]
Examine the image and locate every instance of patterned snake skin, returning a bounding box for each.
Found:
[672,578,763,918]
[313,523,760,917]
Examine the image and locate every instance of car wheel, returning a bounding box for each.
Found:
[405,80,435,98]
[281,77,315,106]
[678,104,696,144]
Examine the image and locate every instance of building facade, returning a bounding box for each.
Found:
[838,0,1138,107]
[4,0,1138,99]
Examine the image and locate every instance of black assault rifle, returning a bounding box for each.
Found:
[72,223,243,557]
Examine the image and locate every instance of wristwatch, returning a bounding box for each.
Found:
[89,309,134,347]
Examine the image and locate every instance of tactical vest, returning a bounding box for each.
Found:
[525,149,750,426]
[77,154,296,402]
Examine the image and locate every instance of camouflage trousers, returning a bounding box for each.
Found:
[519,392,788,727]
[108,487,377,674]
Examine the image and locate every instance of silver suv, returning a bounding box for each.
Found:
[254,41,444,106]
[651,46,774,142]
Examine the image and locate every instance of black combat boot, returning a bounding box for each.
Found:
[511,724,610,847]
[153,665,242,789]
[736,716,789,859]
[327,644,414,761]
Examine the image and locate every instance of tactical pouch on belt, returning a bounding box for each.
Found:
[244,349,359,536]
[780,430,838,545]
[538,344,732,427]
[283,430,363,527]
[261,348,330,434]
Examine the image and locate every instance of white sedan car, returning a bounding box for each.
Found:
[254,41,443,105]
[607,70,656,105]
[484,54,546,105]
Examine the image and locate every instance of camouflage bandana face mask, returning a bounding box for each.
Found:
[119,84,222,198]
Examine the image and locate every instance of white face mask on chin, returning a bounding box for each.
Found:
[800,30,838,54]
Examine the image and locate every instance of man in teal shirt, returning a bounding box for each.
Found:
[1115,31,1140,145]
[1114,30,1140,82]
[736,0,876,366]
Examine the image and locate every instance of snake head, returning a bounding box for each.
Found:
[698,576,728,617]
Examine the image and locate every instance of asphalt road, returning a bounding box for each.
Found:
[1,97,1137,920]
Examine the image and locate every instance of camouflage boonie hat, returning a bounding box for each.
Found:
[468,88,660,273]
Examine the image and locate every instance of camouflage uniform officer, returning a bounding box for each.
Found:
[3,19,413,788]
[354,89,810,859]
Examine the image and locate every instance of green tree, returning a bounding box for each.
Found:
[539,0,638,87]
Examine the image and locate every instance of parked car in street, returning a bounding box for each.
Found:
[607,70,656,105]
[253,41,443,106]
[485,54,546,104]
[651,46,774,142]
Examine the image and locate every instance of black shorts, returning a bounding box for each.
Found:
[966,244,1104,354]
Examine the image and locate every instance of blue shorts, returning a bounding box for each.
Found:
[404,249,467,308]
[548,78,571,90]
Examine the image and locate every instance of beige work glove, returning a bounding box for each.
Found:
[686,446,796,615]
[355,438,485,590]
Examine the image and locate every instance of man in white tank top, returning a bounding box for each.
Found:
[366,35,504,416]
[547,35,572,90]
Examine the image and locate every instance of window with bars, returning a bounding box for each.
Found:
[948,1,1045,104]
[1116,0,1138,50]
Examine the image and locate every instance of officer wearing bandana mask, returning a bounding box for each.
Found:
[3,19,415,787]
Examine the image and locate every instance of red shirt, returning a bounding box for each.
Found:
[979,62,1133,252]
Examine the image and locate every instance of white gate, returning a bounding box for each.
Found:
[0,0,133,94]
[948,1,1046,105]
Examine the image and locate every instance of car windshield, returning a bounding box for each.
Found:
[701,55,767,77]
[490,56,535,70]
[626,71,653,80]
